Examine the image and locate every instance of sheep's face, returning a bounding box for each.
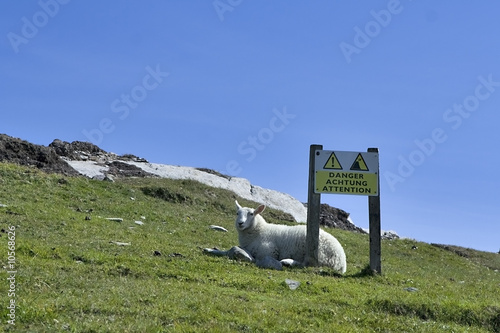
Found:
[235,201,265,231]
[235,207,256,231]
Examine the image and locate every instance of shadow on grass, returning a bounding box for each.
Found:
[346,264,378,278]
[304,264,377,279]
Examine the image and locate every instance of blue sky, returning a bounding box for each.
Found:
[1,1,499,252]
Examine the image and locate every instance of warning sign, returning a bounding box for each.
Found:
[323,152,343,170]
[314,150,379,196]
[316,171,378,195]
[350,153,369,171]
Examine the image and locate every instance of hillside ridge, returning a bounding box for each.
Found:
[0,160,498,332]
[0,134,360,233]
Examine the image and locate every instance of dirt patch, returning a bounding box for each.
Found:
[0,134,79,176]
[106,161,155,178]
[196,167,232,180]
[314,203,367,233]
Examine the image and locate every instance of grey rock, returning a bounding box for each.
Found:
[285,279,300,290]
[256,256,283,270]
[227,246,254,262]
[209,225,228,232]
[381,230,400,240]
[203,246,254,263]
[105,217,123,222]
[110,241,131,246]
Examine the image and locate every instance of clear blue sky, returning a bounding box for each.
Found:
[2,1,499,252]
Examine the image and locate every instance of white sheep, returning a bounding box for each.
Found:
[234,200,347,273]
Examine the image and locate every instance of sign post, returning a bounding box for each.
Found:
[305,145,381,274]
[367,147,381,273]
[305,144,322,267]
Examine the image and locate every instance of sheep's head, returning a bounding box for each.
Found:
[235,200,265,231]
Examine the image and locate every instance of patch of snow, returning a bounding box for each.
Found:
[65,160,307,222]
[128,162,308,222]
[66,160,109,179]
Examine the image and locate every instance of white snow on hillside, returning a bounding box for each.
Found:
[66,160,308,222]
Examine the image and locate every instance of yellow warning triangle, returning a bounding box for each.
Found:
[350,153,369,171]
[324,152,343,170]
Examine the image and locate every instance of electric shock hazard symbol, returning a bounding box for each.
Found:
[323,152,342,170]
[350,153,369,171]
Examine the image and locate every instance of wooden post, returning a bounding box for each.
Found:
[305,144,322,267]
[368,147,381,274]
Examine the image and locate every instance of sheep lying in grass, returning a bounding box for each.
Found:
[204,201,347,273]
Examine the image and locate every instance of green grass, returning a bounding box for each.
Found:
[0,162,499,332]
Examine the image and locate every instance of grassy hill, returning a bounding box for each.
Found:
[0,162,499,332]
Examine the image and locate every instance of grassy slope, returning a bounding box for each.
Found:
[0,163,498,332]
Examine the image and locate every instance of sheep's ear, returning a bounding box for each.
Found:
[255,205,266,215]
[235,200,242,210]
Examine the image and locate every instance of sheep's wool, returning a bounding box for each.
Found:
[235,201,346,274]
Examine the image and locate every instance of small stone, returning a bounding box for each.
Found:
[92,175,105,181]
[153,250,162,256]
[227,246,254,262]
[134,221,144,225]
[285,279,300,290]
[209,225,228,232]
[381,230,400,240]
[105,218,123,222]
[404,287,418,292]
[110,241,131,246]
[204,248,228,257]
[103,175,114,182]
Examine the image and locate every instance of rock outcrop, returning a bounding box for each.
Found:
[0,134,79,176]
[0,133,362,231]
